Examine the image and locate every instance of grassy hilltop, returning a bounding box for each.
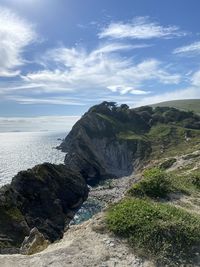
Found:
[151,99,200,114]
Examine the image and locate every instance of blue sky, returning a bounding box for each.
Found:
[0,0,200,131]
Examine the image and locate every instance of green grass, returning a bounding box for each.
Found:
[106,198,200,266]
[160,158,176,170]
[172,170,200,194]
[151,99,200,114]
[146,124,200,158]
[147,124,172,138]
[128,168,173,199]
[129,167,200,198]
[6,207,24,221]
[96,113,118,126]
[117,130,146,141]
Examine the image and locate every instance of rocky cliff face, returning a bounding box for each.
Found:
[0,101,199,253]
[59,102,200,185]
[59,103,150,185]
[0,163,88,252]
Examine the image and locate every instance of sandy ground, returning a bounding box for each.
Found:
[0,212,153,267]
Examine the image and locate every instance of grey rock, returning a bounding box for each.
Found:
[20,227,50,255]
[0,163,89,251]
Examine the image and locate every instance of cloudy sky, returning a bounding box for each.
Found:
[0,0,200,131]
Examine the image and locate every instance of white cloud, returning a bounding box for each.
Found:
[136,86,200,107]
[8,96,86,105]
[0,6,36,77]
[20,45,180,97]
[99,17,185,40]
[135,69,200,107]
[93,43,152,54]
[107,85,151,95]
[173,41,200,55]
[191,70,200,86]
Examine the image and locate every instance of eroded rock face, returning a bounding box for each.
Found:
[59,106,151,185]
[59,102,200,185]
[0,163,89,251]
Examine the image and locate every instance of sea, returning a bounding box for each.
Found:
[0,130,103,224]
[0,131,67,186]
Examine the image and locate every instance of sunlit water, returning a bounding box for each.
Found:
[0,131,103,223]
[0,131,66,186]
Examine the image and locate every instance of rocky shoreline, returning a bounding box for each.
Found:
[0,163,88,254]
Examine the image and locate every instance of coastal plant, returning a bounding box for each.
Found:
[128,168,173,199]
[106,198,200,266]
[160,158,176,170]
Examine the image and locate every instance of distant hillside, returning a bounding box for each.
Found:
[151,99,200,114]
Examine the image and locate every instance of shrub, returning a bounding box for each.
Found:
[129,168,172,198]
[160,158,176,170]
[106,198,200,266]
[190,173,200,189]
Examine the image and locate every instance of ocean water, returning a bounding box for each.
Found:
[0,131,103,224]
[0,131,66,186]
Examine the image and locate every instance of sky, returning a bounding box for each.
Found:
[0,0,200,132]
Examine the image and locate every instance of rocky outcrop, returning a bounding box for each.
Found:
[59,102,200,185]
[59,107,151,185]
[20,227,50,255]
[0,163,89,252]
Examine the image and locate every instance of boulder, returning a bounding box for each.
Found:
[20,227,50,255]
[0,163,89,251]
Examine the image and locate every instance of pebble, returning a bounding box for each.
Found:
[109,243,115,247]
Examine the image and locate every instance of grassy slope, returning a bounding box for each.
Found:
[151,99,200,114]
[88,103,200,265]
[105,121,200,266]
[106,158,200,266]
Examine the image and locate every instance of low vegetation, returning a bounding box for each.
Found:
[151,99,200,114]
[91,102,200,159]
[160,158,176,169]
[107,165,200,266]
[106,198,200,266]
[128,168,173,199]
[129,166,200,198]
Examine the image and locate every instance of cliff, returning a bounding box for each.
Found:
[0,163,88,253]
[59,101,200,185]
[0,101,199,258]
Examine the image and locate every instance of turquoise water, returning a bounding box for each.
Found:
[71,198,103,225]
[0,131,66,186]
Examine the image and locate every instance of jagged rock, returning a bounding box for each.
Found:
[20,227,50,255]
[0,163,89,251]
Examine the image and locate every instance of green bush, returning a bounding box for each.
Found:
[106,198,200,266]
[160,158,176,170]
[190,173,200,189]
[129,168,172,198]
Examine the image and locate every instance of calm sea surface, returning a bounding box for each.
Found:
[0,131,67,186]
[0,131,103,223]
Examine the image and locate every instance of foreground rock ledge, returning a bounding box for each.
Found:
[0,213,153,267]
[0,163,89,253]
